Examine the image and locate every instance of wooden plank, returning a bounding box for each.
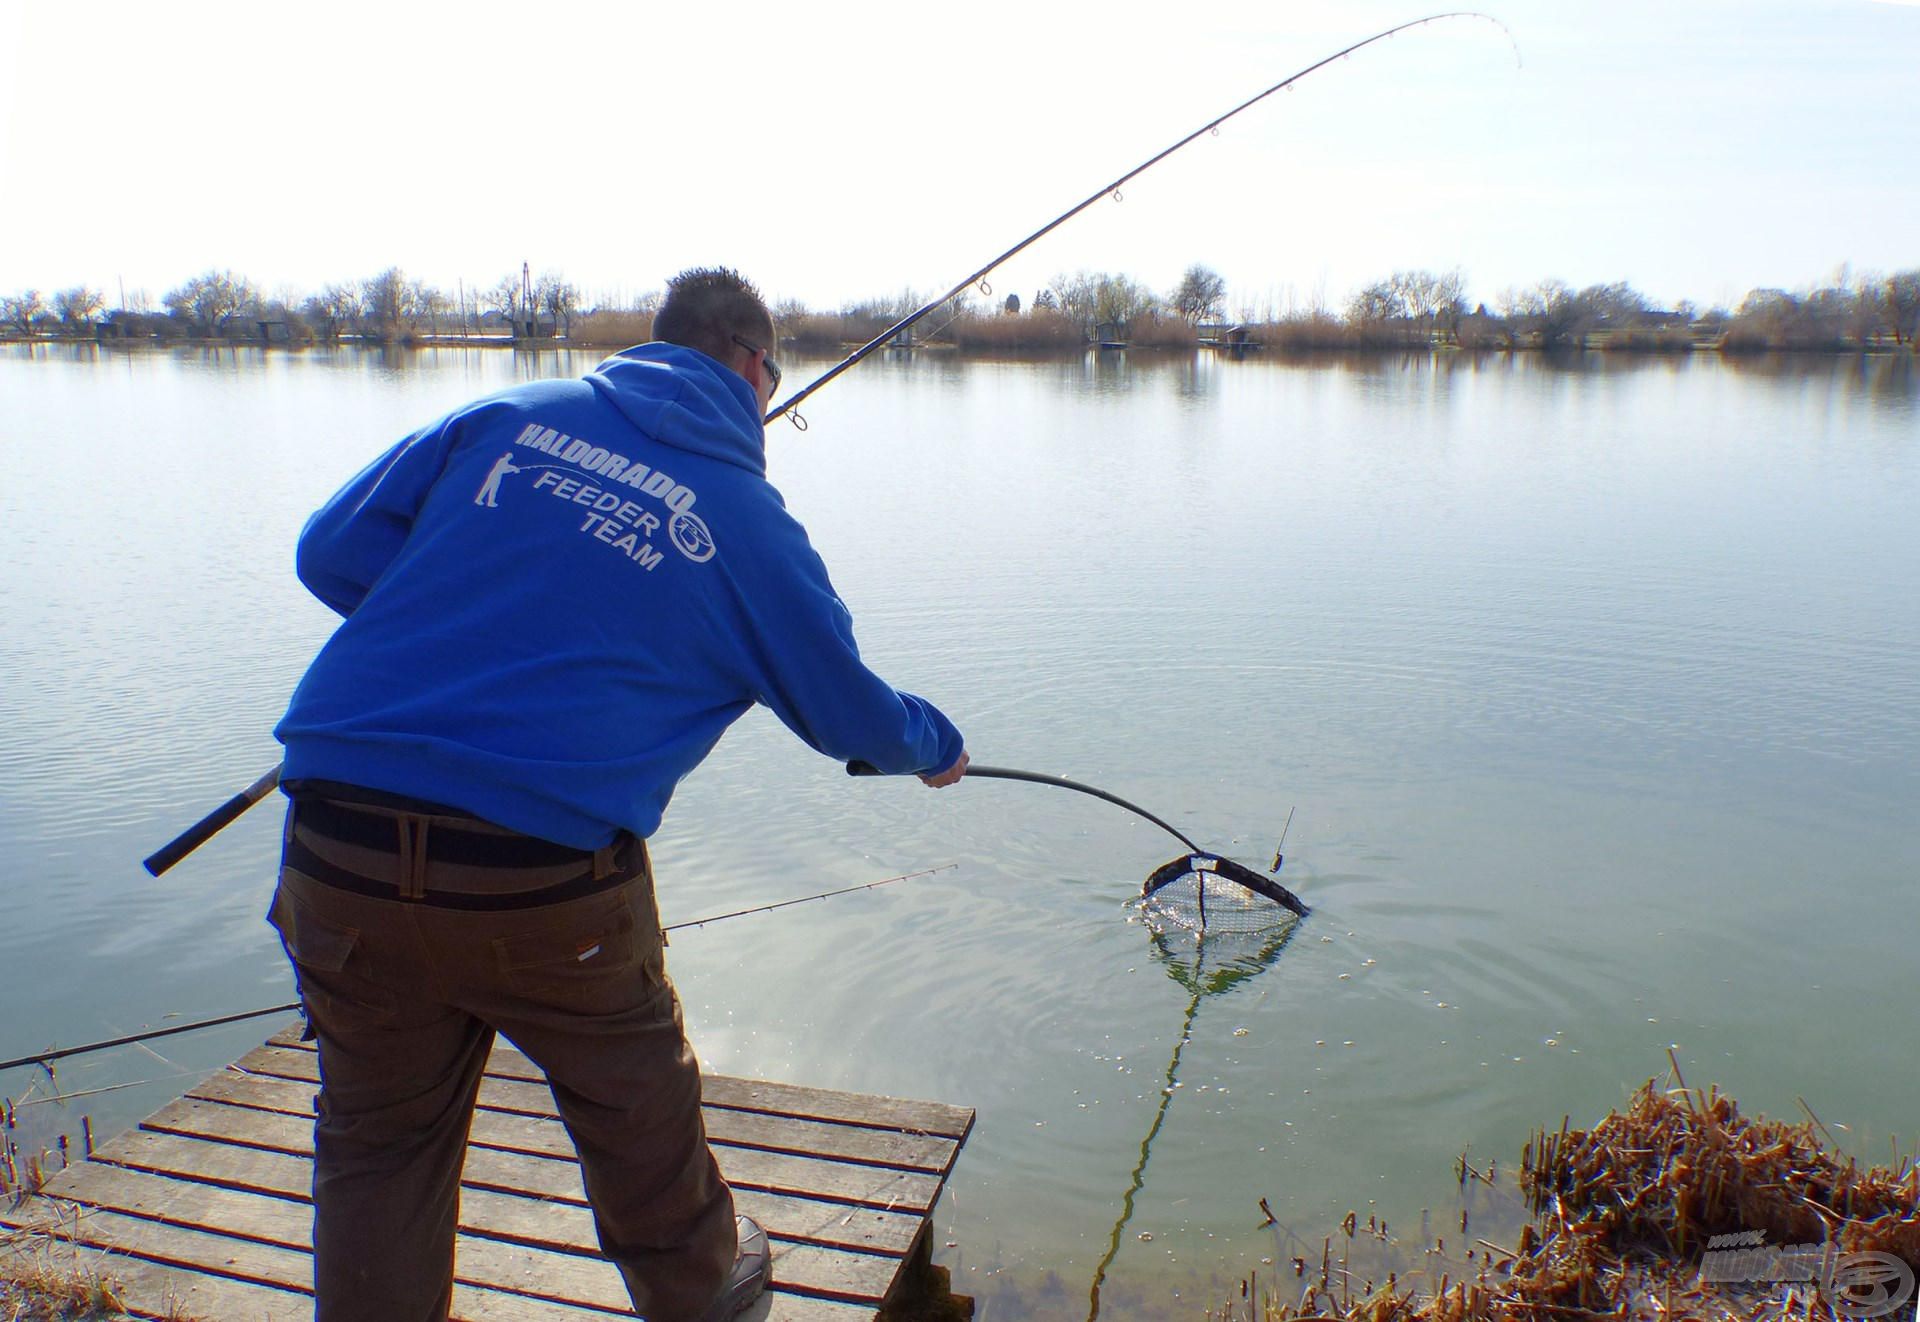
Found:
[26,1164,905,1308]
[228,1047,964,1171]
[701,1076,975,1142]
[144,1096,945,1213]
[64,1026,975,1318]
[96,1128,924,1257]
[264,1027,975,1138]
[1,1197,620,1321]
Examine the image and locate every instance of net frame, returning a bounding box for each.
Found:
[1140,852,1308,934]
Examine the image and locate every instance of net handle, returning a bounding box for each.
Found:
[846,760,1205,854]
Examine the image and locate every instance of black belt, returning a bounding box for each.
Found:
[290,793,603,870]
[283,784,638,911]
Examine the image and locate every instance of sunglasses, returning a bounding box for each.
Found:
[731,334,781,395]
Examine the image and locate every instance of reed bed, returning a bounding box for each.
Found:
[1238,1072,1917,1322]
[566,309,654,347]
[949,310,1086,352]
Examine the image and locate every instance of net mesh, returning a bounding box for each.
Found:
[1139,869,1301,936]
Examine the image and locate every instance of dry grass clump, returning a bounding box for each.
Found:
[0,1231,129,1320]
[1519,1078,1918,1272]
[1244,1074,1917,1322]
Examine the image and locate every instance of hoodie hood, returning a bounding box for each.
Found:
[585,342,767,477]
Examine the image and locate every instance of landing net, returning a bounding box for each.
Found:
[1139,853,1307,936]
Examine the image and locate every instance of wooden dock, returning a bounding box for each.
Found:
[1,1023,973,1320]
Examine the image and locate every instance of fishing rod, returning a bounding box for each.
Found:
[145,764,281,875]
[764,10,1511,428]
[1,863,955,1074]
[139,21,1508,879]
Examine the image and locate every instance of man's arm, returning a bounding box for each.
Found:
[734,540,966,782]
[295,418,463,617]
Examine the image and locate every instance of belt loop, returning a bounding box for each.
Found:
[410,817,431,899]
[592,840,615,881]
[395,815,430,901]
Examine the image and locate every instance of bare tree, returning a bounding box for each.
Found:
[163,270,259,337]
[52,286,105,332]
[360,267,421,341]
[1883,270,1920,346]
[1570,282,1650,340]
[1722,287,1851,351]
[2,289,45,335]
[1093,274,1155,330]
[1348,277,1405,324]
[535,271,580,337]
[1497,279,1582,348]
[410,280,449,338]
[303,283,361,342]
[1048,271,1099,331]
[487,275,524,324]
[1400,269,1468,340]
[1170,264,1226,323]
[1348,269,1469,342]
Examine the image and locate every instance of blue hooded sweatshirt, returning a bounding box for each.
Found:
[275,343,963,849]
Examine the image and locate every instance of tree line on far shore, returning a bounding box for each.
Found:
[3,262,1917,355]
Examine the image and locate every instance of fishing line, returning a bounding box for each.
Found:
[1,862,956,1074]
[764,11,1515,428]
[1272,805,1296,874]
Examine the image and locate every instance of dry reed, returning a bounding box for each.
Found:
[1245,1075,1917,1322]
[567,309,654,347]
[0,1229,129,1320]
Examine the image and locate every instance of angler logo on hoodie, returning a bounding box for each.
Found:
[483,422,717,569]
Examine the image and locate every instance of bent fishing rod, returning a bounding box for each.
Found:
[764,10,1511,428]
[144,18,1508,878]
[2,863,956,1074]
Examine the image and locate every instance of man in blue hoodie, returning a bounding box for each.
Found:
[271,268,967,1322]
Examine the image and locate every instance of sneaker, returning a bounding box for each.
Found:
[696,1214,770,1322]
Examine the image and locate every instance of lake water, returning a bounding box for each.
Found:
[2,343,1916,1316]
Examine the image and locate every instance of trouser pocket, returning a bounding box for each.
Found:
[492,881,666,1016]
[269,873,399,1025]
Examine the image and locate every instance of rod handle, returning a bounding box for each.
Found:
[845,760,884,777]
[144,765,283,877]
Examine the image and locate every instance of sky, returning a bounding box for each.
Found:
[2,0,1917,317]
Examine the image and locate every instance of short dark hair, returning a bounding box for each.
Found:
[654,267,774,364]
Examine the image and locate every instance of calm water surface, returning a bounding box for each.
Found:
[2,344,1916,1315]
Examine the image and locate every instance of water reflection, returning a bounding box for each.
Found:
[2,342,1917,1318]
[1087,896,1303,1319]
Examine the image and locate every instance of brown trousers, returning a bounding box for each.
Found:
[269,795,736,1322]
